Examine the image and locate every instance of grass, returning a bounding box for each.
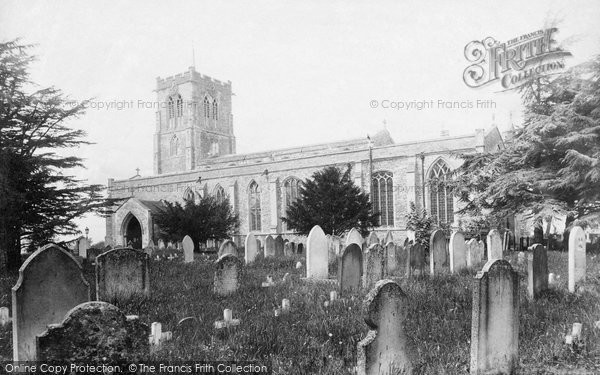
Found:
[0,250,599,374]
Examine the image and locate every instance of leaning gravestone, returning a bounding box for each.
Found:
[244,233,258,264]
[385,241,397,275]
[13,244,91,361]
[36,301,148,361]
[429,230,448,276]
[568,226,586,293]
[78,238,88,259]
[470,259,519,375]
[218,239,238,257]
[265,235,275,258]
[96,248,150,301]
[449,231,467,273]
[364,244,385,290]
[274,235,284,257]
[527,244,548,299]
[357,280,414,375]
[339,244,363,293]
[367,232,379,247]
[214,254,243,296]
[182,235,194,263]
[306,225,328,279]
[346,228,364,248]
[487,229,503,260]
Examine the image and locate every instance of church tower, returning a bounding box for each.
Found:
[153,67,236,175]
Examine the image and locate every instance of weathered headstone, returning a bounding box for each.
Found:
[367,232,379,247]
[96,248,150,301]
[182,235,194,263]
[284,242,293,256]
[364,244,385,290]
[213,254,243,296]
[385,241,397,275]
[407,242,425,276]
[218,239,238,257]
[0,307,10,326]
[244,233,258,264]
[158,239,165,249]
[383,231,393,245]
[429,229,448,276]
[466,239,482,268]
[486,229,503,260]
[36,301,148,361]
[338,244,363,293]
[470,259,519,375]
[357,280,414,375]
[265,235,275,258]
[297,243,304,254]
[449,231,467,273]
[503,230,514,253]
[568,226,586,293]
[527,244,548,299]
[306,225,328,279]
[13,244,90,361]
[274,235,284,257]
[346,228,364,248]
[78,237,88,259]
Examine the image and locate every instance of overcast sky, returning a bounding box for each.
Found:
[2,0,599,244]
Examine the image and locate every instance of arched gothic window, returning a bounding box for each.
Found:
[176,95,183,117]
[203,97,210,118]
[167,96,175,119]
[214,185,226,203]
[282,177,302,230]
[371,171,394,226]
[248,181,261,231]
[170,135,180,156]
[212,99,218,120]
[428,159,454,225]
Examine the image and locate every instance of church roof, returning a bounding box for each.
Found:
[138,199,166,215]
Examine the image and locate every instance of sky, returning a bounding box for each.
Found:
[1,0,600,244]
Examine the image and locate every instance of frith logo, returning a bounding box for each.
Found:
[463,28,572,90]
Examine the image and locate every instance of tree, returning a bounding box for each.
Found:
[153,195,239,245]
[405,202,434,251]
[0,40,114,270]
[282,165,379,236]
[450,55,600,230]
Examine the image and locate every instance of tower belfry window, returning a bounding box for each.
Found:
[204,97,210,118]
[167,97,175,119]
[176,95,183,117]
[213,100,218,120]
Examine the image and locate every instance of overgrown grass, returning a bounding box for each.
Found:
[0,251,599,374]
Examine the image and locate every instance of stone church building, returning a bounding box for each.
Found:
[105,66,506,249]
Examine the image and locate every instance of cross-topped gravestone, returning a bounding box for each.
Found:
[213,254,243,296]
[470,259,519,375]
[339,244,363,293]
[96,248,150,301]
[244,232,258,264]
[265,235,275,258]
[568,226,586,293]
[357,280,414,375]
[36,301,148,361]
[346,228,364,248]
[306,225,328,279]
[182,235,194,263]
[527,244,548,299]
[429,229,448,276]
[13,244,91,361]
[486,229,503,260]
[364,244,385,290]
[449,231,467,273]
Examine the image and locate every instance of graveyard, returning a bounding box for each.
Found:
[0,229,599,374]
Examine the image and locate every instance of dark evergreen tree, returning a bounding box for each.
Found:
[282,164,379,236]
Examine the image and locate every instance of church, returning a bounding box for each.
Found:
[105,66,506,249]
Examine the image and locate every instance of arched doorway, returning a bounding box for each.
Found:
[124,214,142,249]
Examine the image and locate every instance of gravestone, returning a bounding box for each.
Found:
[36,301,148,361]
[503,230,514,253]
[466,239,483,268]
[470,259,519,375]
[158,239,165,249]
[244,233,258,264]
[297,243,304,254]
[385,241,398,275]
[486,229,503,260]
[213,254,243,296]
[306,225,328,279]
[78,238,88,259]
[408,242,425,276]
[568,226,586,293]
[284,242,293,256]
[364,244,385,290]
[338,244,363,293]
[0,307,10,326]
[367,232,379,247]
[145,240,156,256]
[357,280,414,375]
[182,235,194,263]
[383,231,393,245]
[96,248,150,301]
[274,235,284,257]
[13,244,90,361]
[331,236,342,256]
[429,230,448,276]
[265,235,275,258]
[449,231,467,273]
[527,244,548,299]
[346,228,364,248]
[218,239,238,257]
[87,248,104,264]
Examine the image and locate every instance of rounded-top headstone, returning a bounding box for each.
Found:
[218,239,238,257]
[244,232,258,264]
[307,225,328,279]
[346,228,364,248]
